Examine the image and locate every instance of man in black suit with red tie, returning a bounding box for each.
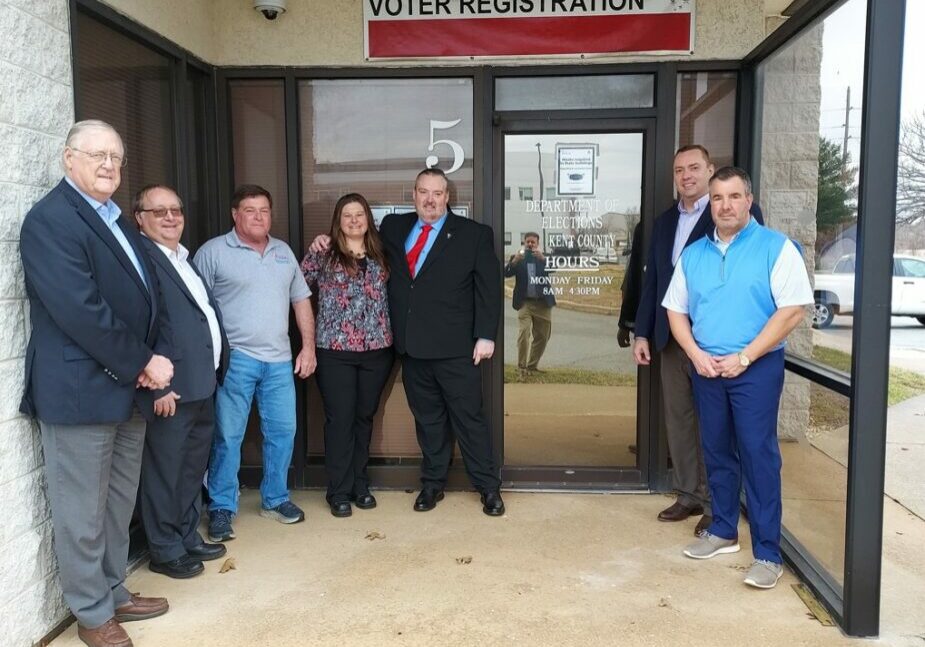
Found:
[379,168,504,515]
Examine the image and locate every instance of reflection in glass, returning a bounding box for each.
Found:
[298,78,474,462]
[779,374,848,586]
[229,79,289,240]
[676,72,737,167]
[495,75,654,111]
[503,133,643,468]
[755,0,868,589]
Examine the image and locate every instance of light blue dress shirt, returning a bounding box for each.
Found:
[404,212,448,276]
[65,177,147,288]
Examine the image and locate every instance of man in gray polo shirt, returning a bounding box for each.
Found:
[194,184,316,541]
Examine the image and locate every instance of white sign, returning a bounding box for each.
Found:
[557,145,596,196]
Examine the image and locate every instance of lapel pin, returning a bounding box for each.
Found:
[447,233,452,239]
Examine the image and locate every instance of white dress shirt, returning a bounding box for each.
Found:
[154,241,222,370]
[671,194,710,266]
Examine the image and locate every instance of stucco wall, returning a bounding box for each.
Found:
[0,1,73,644]
[100,0,769,67]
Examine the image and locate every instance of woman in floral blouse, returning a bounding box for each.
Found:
[301,193,394,517]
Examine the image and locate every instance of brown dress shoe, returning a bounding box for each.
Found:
[694,514,713,536]
[114,593,169,622]
[77,618,132,647]
[657,500,704,522]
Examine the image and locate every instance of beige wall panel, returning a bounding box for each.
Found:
[105,0,770,67]
[101,0,218,61]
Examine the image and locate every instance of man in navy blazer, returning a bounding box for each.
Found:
[633,145,763,535]
[19,120,173,647]
[133,185,231,581]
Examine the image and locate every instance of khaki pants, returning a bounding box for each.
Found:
[660,336,711,514]
[517,300,553,370]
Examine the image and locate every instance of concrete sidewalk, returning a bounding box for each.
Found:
[48,490,891,647]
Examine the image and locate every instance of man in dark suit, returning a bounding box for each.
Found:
[317,168,502,515]
[504,231,556,372]
[633,145,763,535]
[19,120,173,647]
[133,185,231,580]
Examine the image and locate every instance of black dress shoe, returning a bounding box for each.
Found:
[187,542,227,561]
[480,490,505,516]
[414,489,444,512]
[353,493,377,510]
[149,555,204,579]
[694,515,713,536]
[658,501,704,522]
[330,501,352,517]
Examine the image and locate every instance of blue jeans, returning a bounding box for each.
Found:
[209,349,296,513]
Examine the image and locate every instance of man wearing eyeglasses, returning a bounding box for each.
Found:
[133,185,230,580]
[20,120,173,647]
[194,185,316,542]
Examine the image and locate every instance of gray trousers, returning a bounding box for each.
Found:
[660,337,711,514]
[40,412,146,628]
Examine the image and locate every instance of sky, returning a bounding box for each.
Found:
[817,0,923,167]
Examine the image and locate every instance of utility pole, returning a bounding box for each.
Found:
[842,86,852,168]
[536,142,546,252]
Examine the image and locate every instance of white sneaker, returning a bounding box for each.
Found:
[682,531,741,559]
[743,560,784,589]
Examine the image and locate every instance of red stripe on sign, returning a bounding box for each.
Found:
[368,13,691,58]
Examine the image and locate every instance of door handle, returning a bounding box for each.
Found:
[904,281,914,285]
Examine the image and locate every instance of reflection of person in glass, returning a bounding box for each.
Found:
[301,194,395,518]
[663,167,812,590]
[504,232,556,373]
[617,222,643,348]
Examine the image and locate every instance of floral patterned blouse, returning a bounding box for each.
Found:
[301,250,393,352]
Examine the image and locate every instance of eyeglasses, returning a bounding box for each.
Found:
[139,207,184,219]
[69,147,127,167]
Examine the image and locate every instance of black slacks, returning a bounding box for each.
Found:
[140,397,214,563]
[315,347,395,503]
[400,355,500,492]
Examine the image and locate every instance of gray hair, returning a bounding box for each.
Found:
[65,120,123,151]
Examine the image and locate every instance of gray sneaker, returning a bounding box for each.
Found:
[260,500,305,524]
[682,531,740,559]
[743,559,784,589]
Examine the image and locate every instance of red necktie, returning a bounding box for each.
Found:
[406,224,433,278]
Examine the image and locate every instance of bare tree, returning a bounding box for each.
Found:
[897,110,925,226]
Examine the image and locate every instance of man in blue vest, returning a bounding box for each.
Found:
[662,166,812,589]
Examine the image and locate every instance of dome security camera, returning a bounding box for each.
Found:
[254,0,287,20]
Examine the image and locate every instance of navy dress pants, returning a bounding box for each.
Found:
[691,349,785,564]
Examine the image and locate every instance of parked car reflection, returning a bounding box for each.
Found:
[813,254,925,328]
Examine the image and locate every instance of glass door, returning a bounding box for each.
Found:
[496,121,655,488]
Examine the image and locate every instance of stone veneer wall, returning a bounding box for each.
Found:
[758,24,824,440]
[0,0,73,644]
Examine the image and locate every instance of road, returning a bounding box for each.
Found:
[502,299,637,375]
[502,304,925,377]
[813,315,925,375]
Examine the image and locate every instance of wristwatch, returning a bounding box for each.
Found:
[737,352,752,368]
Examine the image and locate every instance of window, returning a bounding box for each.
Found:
[518,186,533,201]
[228,79,289,240]
[898,257,925,278]
[298,77,474,460]
[496,74,654,111]
[504,231,512,245]
[504,186,511,200]
[545,186,557,200]
[74,10,174,210]
[676,71,737,167]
